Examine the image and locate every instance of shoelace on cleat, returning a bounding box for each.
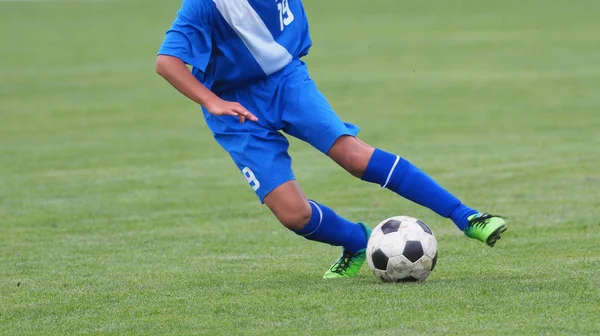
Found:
[331,251,355,274]
[469,213,500,228]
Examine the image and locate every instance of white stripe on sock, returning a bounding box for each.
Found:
[303,201,324,237]
[381,156,400,189]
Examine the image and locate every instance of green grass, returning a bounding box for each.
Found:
[1,0,600,334]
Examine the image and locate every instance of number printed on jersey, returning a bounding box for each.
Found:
[277,0,294,31]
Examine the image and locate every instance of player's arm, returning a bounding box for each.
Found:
[156,0,257,123]
[156,56,257,123]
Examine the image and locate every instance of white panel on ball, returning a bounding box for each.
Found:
[379,234,406,257]
[421,234,438,259]
[386,255,413,280]
[410,259,430,281]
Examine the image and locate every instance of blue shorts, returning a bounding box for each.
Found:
[203,59,360,202]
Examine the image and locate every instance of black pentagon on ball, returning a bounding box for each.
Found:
[371,248,389,270]
[381,220,401,235]
[403,241,424,263]
[396,276,419,283]
[431,251,438,271]
[416,220,433,235]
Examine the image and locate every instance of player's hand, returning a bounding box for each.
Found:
[205,99,258,123]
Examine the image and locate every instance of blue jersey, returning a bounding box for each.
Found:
[158,0,312,94]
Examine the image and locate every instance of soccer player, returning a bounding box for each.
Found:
[156,0,507,279]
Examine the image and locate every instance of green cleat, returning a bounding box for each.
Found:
[323,223,372,279]
[464,213,507,247]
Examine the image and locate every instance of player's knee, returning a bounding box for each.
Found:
[275,204,313,231]
[282,214,312,231]
[264,181,313,231]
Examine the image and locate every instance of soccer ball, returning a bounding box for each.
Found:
[366,216,438,283]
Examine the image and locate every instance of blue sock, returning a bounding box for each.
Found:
[361,149,477,230]
[294,200,367,253]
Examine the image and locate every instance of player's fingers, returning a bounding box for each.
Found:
[223,108,246,123]
[233,105,258,122]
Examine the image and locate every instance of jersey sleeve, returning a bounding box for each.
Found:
[158,0,213,72]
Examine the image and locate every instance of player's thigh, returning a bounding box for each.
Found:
[210,125,295,203]
[280,65,360,155]
[212,129,311,229]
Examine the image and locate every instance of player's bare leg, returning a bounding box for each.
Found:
[327,135,506,246]
[263,180,371,278]
[263,180,312,231]
[327,135,374,177]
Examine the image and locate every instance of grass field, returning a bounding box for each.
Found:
[1,0,600,334]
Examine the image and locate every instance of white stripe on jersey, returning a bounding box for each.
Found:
[213,0,293,76]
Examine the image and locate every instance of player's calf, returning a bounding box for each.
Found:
[328,135,375,177]
[329,137,489,233]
